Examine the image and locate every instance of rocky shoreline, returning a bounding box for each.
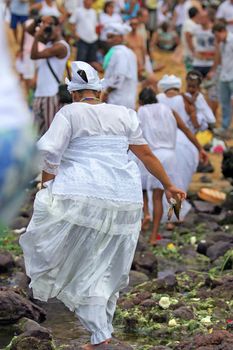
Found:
[0,185,233,350]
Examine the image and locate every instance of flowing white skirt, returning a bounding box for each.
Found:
[19,183,142,312]
[138,148,176,190]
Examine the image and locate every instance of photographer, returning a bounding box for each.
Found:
[28,15,70,136]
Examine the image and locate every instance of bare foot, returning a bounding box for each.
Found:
[166,222,175,231]
[82,339,111,349]
[149,234,162,246]
[142,215,151,231]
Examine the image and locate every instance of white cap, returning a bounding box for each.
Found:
[158,74,182,92]
[65,61,103,92]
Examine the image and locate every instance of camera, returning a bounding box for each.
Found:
[43,25,53,39]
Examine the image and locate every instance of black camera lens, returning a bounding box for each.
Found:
[44,26,53,34]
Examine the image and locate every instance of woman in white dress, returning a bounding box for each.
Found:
[157,75,208,222]
[138,87,207,244]
[19,62,185,349]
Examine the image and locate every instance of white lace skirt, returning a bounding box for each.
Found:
[19,184,142,311]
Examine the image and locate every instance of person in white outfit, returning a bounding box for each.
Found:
[27,16,70,136]
[157,75,208,222]
[138,87,207,244]
[19,61,186,349]
[102,22,138,109]
[31,0,61,18]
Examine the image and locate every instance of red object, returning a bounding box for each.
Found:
[227,319,233,324]
[157,234,162,240]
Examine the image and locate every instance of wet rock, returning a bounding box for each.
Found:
[136,234,149,252]
[173,306,194,320]
[179,245,197,257]
[133,251,157,277]
[10,217,30,230]
[0,289,46,324]
[117,299,135,310]
[128,270,149,288]
[174,330,233,350]
[150,347,172,350]
[210,276,233,299]
[150,312,168,323]
[15,256,26,272]
[7,332,53,350]
[0,250,15,273]
[193,200,216,213]
[206,241,233,261]
[15,317,50,335]
[11,272,30,296]
[207,232,233,243]
[219,210,233,225]
[155,274,178,292]
[77,342,133,350]
[197,241,212,256]
[140,299,157,307]
[135,291,152,301]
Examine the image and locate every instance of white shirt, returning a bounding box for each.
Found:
[219,32,233,81]
[39,1,61,17]
[216,0,233,33]
[157,93,195,132]
[64,0,83,13]
[192,27,215,67]
[181,18,201,58]
[69,7,98,43]
[35,40,70,97]
[99,12,122,40]
[174,3,186,26]
[104,45,138,110]
[37,103,146,202]
[138,103,177,150]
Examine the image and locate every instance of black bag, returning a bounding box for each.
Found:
[46,59,72,104]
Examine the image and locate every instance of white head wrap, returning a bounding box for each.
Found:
[157,75,182,92]
[65,61,103,92]
[103,22,132,36]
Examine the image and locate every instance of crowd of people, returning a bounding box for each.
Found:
[1,0,233,349]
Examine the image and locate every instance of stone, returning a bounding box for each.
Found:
[140,299,157,307]
[77,342,133,350]
[150,347,172,350]
[0,289,46,324]
[15,257,26,272]
[133,251,157,277]
[136,234,150,252]
[16,317,51,337]
[174,330,233,350]
[128,270,149,288]
[193,200,216,213]
[155,274,178,292]
[11,272,29,292]
[179,246,197,257]
[10,217,31,230]
[206,241,233,261]
[7,333,54,350]
[173,306,194,320]
[0,250,15,273]
[219,210,233,225]
[207,232,233,243]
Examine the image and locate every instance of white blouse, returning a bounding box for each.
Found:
[37,102,147,203]
[137,103,177,150]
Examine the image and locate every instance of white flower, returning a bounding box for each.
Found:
[201,316,211,325]
[190,236,197,245]
[168,319,177,327]
[159,296,171,309]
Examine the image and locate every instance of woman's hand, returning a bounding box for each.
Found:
[165,185,186,203]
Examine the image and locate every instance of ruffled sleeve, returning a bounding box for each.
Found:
[37,112,72,175]
[128,109,147,145]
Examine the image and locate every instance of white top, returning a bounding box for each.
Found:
[185,92,216,129]
[99,12,122,40]
[219,32,233,82]
[174,3,186,26]
[104,45,138,109]
[157,93,195,131]
[137,103,177,150]
[39,1,61,17]
[192,27,215,67]
[216,0,233,33]
[35,40,70,97]
[69,7,98,43]
[37,102,146,203]
[181,18,201,58]
[64,0,83,13]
